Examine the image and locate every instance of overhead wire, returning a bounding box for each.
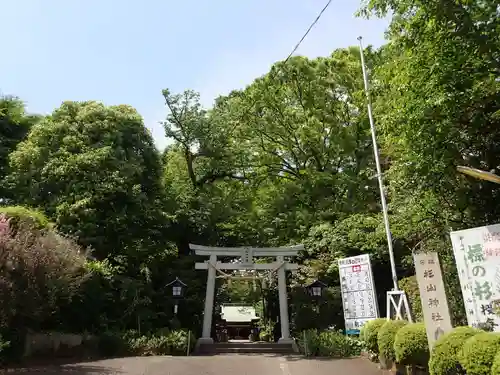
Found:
[228,0,334,125]
[283,0,333,64]
[225,0,334,183]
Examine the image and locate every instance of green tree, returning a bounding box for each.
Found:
[361,0,500,227]
[0,96,40,201]
[356,0,500,324]
[6,101,168,261]
[212,49,382,245]
[161,89,257,253]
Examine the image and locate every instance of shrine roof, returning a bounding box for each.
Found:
[221,305,260,323]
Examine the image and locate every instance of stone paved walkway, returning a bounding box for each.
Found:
[5,354,385,375]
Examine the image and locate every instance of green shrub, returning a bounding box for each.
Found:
[378,319,408,362]
[429,326,481,375]
[318,330,362,357]
[167,329,196,355]
[491,349,500,375]
[298,329,320,356]
[259,331,270,342]
[394,322,429,366]
[0,205,52,230]
[0,334,11,362]
[399,276,423,322]
[97,329,195,357]
[128,335,170,356]
[359,323,367,342]
[0,221,87,332]
[363,318,388,353]
[155,327,171,337]
[458,332,500,375]
[298,329,363,358]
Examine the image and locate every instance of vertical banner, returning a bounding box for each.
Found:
[413,252,453,349]
[338,254,379,334]
[450,224,500,329]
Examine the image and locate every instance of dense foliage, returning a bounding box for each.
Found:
[362,318,387,354]
[298,329,362,358]
[429,326,481,375]
[378,320,408,362]
[97,329,195,357]
[458,333,500,375]
[393,322,429,367]
[1,0,500,363]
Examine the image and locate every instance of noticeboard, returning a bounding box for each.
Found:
[338,254,379,334]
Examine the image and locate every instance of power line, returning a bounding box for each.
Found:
[230,0,333,131]
[283,0,333,64]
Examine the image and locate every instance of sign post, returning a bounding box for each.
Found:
[338,254,379,334]
[450,224,500,329]
[413,252,453,349]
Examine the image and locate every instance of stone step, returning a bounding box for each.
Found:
[215,342,284,348]
[214,347,294,354]
[196,342,296,355]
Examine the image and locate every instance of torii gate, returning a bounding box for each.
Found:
[191,243,303,347]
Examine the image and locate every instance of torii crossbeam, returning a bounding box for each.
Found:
[191,243,303,348]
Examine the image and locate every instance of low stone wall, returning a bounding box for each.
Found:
[23,332,95,357]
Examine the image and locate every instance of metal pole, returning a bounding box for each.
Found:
[357,36,398,291]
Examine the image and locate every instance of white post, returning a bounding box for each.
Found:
[277,255,291,343]
[357,36,398,291]
[200,254,216,344]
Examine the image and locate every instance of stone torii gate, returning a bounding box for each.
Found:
[191,243,303,347]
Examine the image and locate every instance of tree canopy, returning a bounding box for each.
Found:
[2,1,498,339]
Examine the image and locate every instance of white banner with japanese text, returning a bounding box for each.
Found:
[450,224,500,330]
[338,254,379,334]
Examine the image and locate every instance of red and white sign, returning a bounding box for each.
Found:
[338,254,379,332]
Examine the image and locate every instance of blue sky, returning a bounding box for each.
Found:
[1,1,390,150]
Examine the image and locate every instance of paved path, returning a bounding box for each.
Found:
[6,355,385,375]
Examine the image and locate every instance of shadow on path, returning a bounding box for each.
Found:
[5,364,121,375]
[4,358,124,375]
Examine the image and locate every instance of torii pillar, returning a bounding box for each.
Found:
[191,244,302,347]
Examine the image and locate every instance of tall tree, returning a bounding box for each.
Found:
[215,49,381,244]
[0,96,40,201]
[361,0,500,227]
[354,0,500,324]
[161,89,255,252]
[6,101,169,261]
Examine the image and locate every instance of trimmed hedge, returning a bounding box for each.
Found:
[429,326,481,375]
[491,349,500,375]
[394,322,429,367]
[363,318,387,353]
[458,332,500,375]
[378,319,408,362]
